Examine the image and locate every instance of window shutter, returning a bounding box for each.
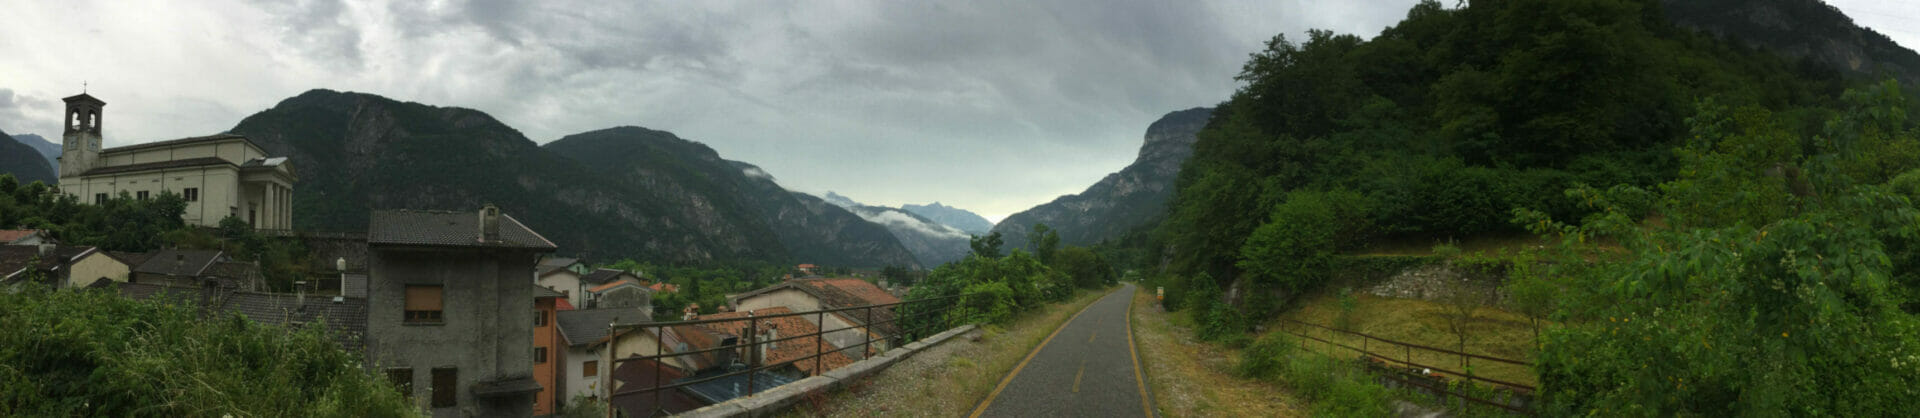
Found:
[406,286,443,311]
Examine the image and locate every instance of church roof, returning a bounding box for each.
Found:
[79,157,232,176]
[101,133,260,155]
[62,93,104,105]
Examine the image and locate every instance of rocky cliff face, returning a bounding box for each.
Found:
[1661,0,1920,86]
[230,90,916,267]
[0,128,55,185]
[992,107,1212,248]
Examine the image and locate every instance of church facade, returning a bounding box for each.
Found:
[55,93,297,229]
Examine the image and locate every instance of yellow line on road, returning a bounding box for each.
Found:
[1072,360,1086,393]
[969,286,1116,418]
[1128,285,1153,417]
[1089,331,1097,343]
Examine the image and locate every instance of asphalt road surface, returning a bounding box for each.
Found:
[973,283,1154,418]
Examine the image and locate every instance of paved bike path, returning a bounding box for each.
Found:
[973,283,1153,417]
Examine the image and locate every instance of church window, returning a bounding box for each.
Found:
[94,193,108,205]
[136,191,149,200]
[183,188,199,202]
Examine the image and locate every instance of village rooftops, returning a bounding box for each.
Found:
[728,278,904,337]
[695,306,857,376]
[555,307,650,348]
[581,268,637,285]
[100,281,369,351]
[537,257,581,276]
[132,249,225,277]
[0,245,97,284]
[0,229,47,245]
[367,207,557,250]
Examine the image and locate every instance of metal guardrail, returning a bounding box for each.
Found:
[1278,318,1535,415]
[601,294,968,417]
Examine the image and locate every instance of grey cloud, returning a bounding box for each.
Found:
[250,0,367,71]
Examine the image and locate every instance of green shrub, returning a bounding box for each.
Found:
[1234,333,1295,380]
[0,284,415,416]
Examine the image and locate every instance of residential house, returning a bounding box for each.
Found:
[579,268,642,307]
[553,307,652,402]
[693,307,856,378]
[103,281,369,350]
[0,229,51,245]
[0,244,102,287]
[537,257,586,306]
[587,278,652,310]
[728,278,903,360]
[533,286,566,416]
[130,249,260,290]
[363,205,556,417]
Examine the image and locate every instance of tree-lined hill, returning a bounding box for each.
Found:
[0,128,55,185]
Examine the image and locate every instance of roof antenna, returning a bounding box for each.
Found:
[82,80,87,93]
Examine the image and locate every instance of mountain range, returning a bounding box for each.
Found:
[0,128,56,185]
[13,134,59,172]
[819,191,974,266]
[227,90,919,268]
[992,107,1211,249]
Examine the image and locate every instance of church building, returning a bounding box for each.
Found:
[55,93,297,229]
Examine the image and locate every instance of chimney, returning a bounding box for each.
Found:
[295,280,307,307]
[766,323,778,351]
[336,257,347,295]
[479,204,501,242]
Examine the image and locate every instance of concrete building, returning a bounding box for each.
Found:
[533,286,566,416]
[53,93,296,229]
[364,205,556,417]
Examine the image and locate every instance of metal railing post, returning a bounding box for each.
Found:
[862,305,874,357]
[816,310,825,375]
[653,325,663,417]
[746,312,757,396]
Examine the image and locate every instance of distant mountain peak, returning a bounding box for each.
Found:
[992,107,1212,248]
[823,191,862,208]
[902,202,994,236]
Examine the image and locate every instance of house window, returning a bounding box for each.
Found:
[405,285,444,323]
[183,188,199,202]
[431,367,457,408]
[534,310,547,327]
[385,368,413,398]
[94,193,108,205]
[583,361,598,378]
[535,347,548,364]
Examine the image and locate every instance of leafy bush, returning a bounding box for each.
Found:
[0,284,414,416]
[1237,189,1373,298]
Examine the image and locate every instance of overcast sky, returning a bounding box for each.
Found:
[2,0,1915,222]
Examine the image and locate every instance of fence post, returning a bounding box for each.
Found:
[747,312,757,397]
[817,310,825,375]
[863,305,874,358]
[653,324,663,417]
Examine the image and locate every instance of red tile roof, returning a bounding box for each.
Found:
[695,307,855,376]
[590,279,638,293]
[0,230,40,243]
[649,282,679,293]
[803,278,901,306]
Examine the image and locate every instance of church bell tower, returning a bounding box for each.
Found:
[59,93,105,178]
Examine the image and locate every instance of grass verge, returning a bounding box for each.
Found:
[780,285,1117,417]
[1277,291,1545,387]
[1130,289,1306,417]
